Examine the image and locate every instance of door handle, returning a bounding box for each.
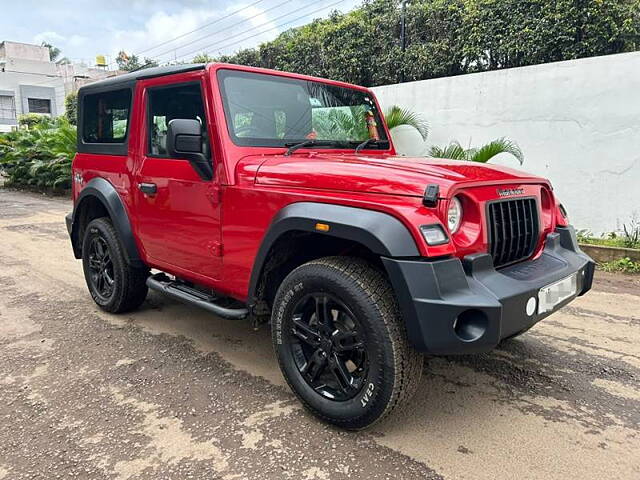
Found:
[138,182,157,195]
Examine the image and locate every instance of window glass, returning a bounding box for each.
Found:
[218,69,388,149]
[147,83,209,158]
[82,89,131,143]
[28,98,51,114]
[0,95,16,119]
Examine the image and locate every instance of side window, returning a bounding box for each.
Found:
[82,89,132,143]
[147,83,209,158]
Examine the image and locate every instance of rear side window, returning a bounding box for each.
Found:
[82,89,132,143]
[147,82,209,159]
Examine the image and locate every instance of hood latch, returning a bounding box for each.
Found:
[423,184,440,207]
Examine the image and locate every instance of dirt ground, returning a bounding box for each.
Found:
[0,188,638,480]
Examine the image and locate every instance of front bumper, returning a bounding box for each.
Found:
[383,226,595,354]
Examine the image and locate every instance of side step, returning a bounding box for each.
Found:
[146,273,249,320]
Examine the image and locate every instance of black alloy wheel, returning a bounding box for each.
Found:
[87,235,115,302]
[272,256,423,429]
[289,293,368,401]
[81,217,149,313]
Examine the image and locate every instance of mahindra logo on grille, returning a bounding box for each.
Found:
[497,188,524,197]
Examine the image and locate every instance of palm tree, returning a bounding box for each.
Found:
[428,138,523,164]
[384,106,429,141]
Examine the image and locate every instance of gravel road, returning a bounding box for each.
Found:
[0,188,638,480]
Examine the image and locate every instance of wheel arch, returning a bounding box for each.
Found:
[247,202,420,313]
[70,177,144,267]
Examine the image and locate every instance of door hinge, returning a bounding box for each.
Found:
[206,188,220,204]
[210,241,223,257]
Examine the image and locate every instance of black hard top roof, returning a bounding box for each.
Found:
[79,64,206,93]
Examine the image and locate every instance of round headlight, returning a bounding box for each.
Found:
[447,197,463,233]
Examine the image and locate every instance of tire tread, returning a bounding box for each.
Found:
[273,256,422,429]
[83,217,148,313]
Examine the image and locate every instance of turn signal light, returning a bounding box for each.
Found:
[315,222,330,232]
[420,224,449,246]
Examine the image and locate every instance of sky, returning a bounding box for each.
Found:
[1,0,360,68]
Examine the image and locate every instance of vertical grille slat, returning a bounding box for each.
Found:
[499,202,508,266]
[508,202,516,260]
[488,198,539,268]
[514,200,523,259]
[526,200,536,254]
[490,207,499,261]
[522,200,529,251]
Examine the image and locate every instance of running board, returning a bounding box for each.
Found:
[146,274,248,320]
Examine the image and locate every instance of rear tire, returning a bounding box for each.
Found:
[81,217,149,313]
[271,256,422,429]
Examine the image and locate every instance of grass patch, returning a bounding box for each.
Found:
[598,257,640,274]
[577,224,640,250]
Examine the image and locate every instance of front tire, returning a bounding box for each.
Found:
[81,217,149,313]
[271,256,422,429]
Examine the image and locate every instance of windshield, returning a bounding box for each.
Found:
[217,69,388,149]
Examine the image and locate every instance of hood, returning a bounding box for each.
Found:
[254,153,548,197]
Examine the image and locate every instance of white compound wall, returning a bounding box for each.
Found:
[373,52,640,234]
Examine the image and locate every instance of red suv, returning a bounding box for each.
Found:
[66,63,594,429]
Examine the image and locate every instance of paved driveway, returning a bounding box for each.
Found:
[1,189,638,479]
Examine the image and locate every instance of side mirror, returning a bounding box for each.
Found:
[167,119,213,180]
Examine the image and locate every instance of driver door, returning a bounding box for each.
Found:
[133,80,222,281]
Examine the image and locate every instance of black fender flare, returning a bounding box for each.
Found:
[247,202,420,302]
[70,177,144,266]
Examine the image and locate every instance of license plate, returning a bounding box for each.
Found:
[538,273,578,314]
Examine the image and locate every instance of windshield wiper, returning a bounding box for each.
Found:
[284,140,340,156]
[284,138,388,156]
[284,140,316,156]
[354,138,389,153]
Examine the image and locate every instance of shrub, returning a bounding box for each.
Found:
[428,138,524,164]
[0,116,77,193]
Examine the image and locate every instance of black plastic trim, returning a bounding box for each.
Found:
[77,64,205,93]
[423,184,439,207]
[485,196,540,268]
[147,274,248,319]
[247,202,419,302]
[69,177,144,266]
[384,225,595,354]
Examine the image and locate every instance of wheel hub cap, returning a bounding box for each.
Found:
[88,235,114,301]
[289,293,368,401]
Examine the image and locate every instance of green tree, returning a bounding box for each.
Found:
[192,53,216,63]
[65,92,78,125]
[41,42,61,62]
[116,51,159,71]
[215,0,640,87]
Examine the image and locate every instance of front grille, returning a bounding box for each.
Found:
[487,198,539,268]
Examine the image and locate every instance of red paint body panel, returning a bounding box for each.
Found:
[254,153,549,198]
[72,63,563,303]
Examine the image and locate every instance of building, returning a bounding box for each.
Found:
[0,41,119,132]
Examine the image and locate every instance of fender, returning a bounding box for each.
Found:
[247,202,420,302]
[69,177,144,267]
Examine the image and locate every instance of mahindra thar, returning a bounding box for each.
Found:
[66,63,594,429]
